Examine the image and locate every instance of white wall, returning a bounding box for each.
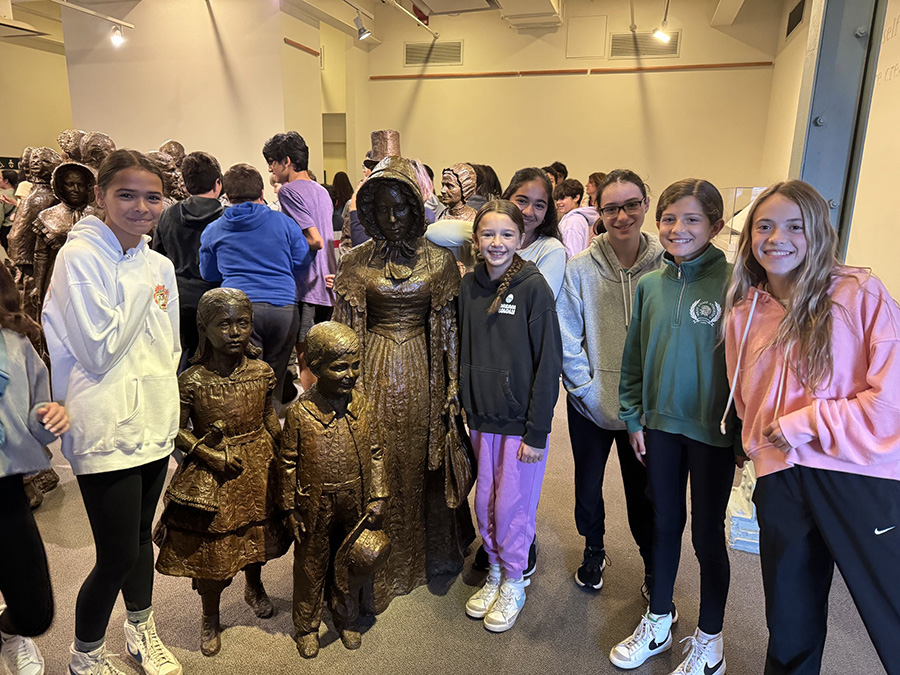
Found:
[364,0,780,199]
[61,0,285,188]
[846,0,900,295]
[758,0,812,184]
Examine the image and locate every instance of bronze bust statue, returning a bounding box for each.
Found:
[79,131,116,173]
[279,321,389,658]
[31,162,99,315]
[333,156,475,615]
[57,129,85,162]
[159,139,186,168]
[155,288,290,657]
[148,150,188,203]
[439,163,478,221]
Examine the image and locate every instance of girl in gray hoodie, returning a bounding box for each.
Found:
[557,169,664,593]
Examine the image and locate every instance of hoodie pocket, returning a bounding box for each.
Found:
[114,375,179,451]
[461,364,523,418]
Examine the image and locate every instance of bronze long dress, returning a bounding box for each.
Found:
[333,237,475,613]
[155,357,290,581]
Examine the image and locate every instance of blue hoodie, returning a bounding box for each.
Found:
[199,201,311,306]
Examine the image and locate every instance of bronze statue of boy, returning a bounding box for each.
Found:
[279,321,389,659]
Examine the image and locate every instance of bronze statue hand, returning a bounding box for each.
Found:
[193,443,243,478]
[364,499,385,530]
[290,510,306,541]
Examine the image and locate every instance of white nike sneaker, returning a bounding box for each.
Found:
[0,632,44,675]
[466,564,502,618]
[609,610,673,669]
[67,644,127,675]
[670,629,725,675]
[123,613,182,675]
[483,577,529,632]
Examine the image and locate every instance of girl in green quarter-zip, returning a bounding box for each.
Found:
[610,179,739,675]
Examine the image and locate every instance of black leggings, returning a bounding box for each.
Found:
[0,475,54,637]
[75,457,168,643]
[567,399,654,571]
[645,429,735,634]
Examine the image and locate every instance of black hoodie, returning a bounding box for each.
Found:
[153,196,224,308]
[457,260,562,447]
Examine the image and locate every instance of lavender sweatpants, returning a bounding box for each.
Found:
[471,430,548,579]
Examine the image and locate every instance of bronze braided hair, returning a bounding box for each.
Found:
[473,200,527,314]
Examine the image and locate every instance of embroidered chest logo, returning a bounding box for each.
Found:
[153,284,170,311]
[498,293,516,316]
[690,299,721,325]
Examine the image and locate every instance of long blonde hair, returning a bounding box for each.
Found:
[724,180,839,392]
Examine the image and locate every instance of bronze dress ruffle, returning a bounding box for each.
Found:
[155,357,291,581]
[334,238,475,613]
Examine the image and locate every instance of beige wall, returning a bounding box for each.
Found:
[61,0,285,192]
[0,40,73,159]
[846,0,900,295]
[280,9,325,189]
[758,0,812,184]
[364,0,780,202]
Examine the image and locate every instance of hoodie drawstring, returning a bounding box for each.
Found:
[620,269,634,328]
[720,290,760,435]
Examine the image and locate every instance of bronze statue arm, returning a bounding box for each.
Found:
[262,377,282,445]
[277,407,300,511]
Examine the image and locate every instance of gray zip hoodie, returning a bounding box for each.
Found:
[557,232,664,429]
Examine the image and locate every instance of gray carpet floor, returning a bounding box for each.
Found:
[24,388,882,674]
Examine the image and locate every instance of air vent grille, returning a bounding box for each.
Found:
[609,31,680,59]
[404,41,463,66]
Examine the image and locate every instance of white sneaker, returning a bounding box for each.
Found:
[465,565,502,618]
[0,633,44,675]
[483,577,529,633]
[68,644,127,675]
[671,630,726,675]
[123,613,182,675]
[609,610,673,669]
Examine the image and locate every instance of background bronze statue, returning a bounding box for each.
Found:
[155,288,290,657]
[278,321,388,658]
[31,162,98,315]
[148,150,188,203]
[333,156,475,614]
[159,139,186,168]
[78,131,116,173]
[439,163,477,221]
[57,129,85,162]
[8,147,61,316]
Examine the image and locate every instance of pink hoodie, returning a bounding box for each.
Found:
[724,268,900,480]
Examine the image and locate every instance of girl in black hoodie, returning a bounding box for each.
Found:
[457,200,562,633]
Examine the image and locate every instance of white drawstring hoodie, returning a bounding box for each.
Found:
[42,215,181,475]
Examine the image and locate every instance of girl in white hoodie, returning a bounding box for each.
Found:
[42,150,182,675]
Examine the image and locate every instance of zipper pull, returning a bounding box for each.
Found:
[677,266,682,279]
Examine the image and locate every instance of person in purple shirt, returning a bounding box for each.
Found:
[263,132,336,391]
[199,163,310,412]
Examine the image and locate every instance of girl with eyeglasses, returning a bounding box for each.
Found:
[557,169,662,597]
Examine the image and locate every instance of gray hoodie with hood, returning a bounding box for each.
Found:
[558,232,664,429]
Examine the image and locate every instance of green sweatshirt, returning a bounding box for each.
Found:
[618,244,738,448]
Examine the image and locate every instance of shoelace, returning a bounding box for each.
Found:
[677,635,711,673]
[623,616,653,652]
[9,636,40,667]
[491,585,521,617]
[474,576,501,601]
[140,626,176,666]
[96,649,122,675]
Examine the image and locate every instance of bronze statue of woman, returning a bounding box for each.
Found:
[155,288,290,656]
[333,156,475,613]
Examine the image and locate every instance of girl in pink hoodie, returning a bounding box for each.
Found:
[723,180,900,675]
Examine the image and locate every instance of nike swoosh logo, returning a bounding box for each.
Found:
[705,658,725,674]
[649,638,663,650]
[875,526,896,535]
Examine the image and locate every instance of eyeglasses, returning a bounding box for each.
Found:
[599,199,645,219]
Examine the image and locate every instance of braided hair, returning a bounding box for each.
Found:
[473,200,527,314]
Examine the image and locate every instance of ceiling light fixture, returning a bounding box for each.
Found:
[354,11,371,40]
[653,0,671,42]
[110,24,124,47]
